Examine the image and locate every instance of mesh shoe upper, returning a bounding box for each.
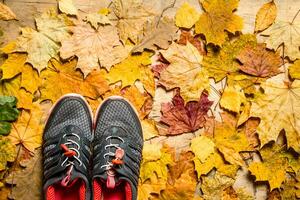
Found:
[43,95,93,200]
[92,97,143,200]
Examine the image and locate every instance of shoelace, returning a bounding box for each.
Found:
[60,132,82,186]
[100,136,125,189]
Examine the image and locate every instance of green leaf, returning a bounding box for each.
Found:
[0,96,19,135]
[0,121,11,135]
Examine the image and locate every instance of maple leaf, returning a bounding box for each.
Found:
[6,149,42,199]
[254,1,277,32]
[106,52,155,96]
[236,44,282,78]
[0,53,41,93]
[175,2,200,29]
[159,42,210,102]
[220,85,246,113]
[248,143,289,190]
[280,175,300,199]
[58,0,78,16]
[160,91,213,135]
[0,3,16,20]
[140,144,174,183]
[0,136,16,171]
[84,13,111,29]
[177,31,206,55]
[260,16,300,60]
[141,119,159,140]
[60,22,130,77]
[191,135,215,163]
[0,96,19,135]
[132,17,177,52]
[40,59,109,102]
[250,79,300,153]
[11,10,72,73]
[289,60,300,79]
[0,75,34,110]
[8,104,43,152]
[195,0,243,45]
[112,0,155,43]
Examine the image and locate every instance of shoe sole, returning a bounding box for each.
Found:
[94,95,140,129]
[44,93,93,130]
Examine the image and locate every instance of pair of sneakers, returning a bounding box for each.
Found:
[43,94,143,200]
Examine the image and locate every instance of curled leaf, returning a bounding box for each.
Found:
[255,1,277,32]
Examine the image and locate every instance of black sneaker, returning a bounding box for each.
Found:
[43,94,93,200]
[92,96,143,200]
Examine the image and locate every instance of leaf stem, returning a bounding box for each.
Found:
[291,9,300,24]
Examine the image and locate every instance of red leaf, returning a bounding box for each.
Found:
[160,91,213,135]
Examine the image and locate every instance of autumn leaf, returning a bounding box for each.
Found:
[160,91,213,135]
[159,42,210,102]
[6,149,42,199]
[11,10,72,73]
[175,2,200,29]
[138,177,166,200]
[0,3,16,20]
[260,16,300,60]
[132,17,177,52]
[220,85,246,113]
[58,0,78,16]
[40,59,109,102]
[195,0,243,45]
[0,136,16,171]
[280,175,300,199]
[106,52,155,96]
[141,119,159,140]
[191,135,215,163]
[248,143,289,190]
[112,0,155,43]
[7,104,43,152]
[60,22,130,77]
[0,75,34,110]
[0,96,19,135]
[254,1,277,32]
[0,53,41,93]
[236,44,282,78]
[84,13,111,29]
[177,31,206,55]
[289,60,300,79]
[250,79,300,153]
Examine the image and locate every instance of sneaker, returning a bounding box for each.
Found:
[43,94,93,200]
[92,96,143,200]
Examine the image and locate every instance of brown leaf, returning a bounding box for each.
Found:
[255,1,277,32]
[151,54,169,78]
[177,30,206,55]
[160,91,213,135]
[236,44,282,77]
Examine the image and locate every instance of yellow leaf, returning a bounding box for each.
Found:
[248,143,288,190]
[220,85,246,113]
[159,42,209,102]
[12,10,72,72]
[141,119,159,140]
[40,59,109,102]
[58,0,78,16]
[0,53,41,93]
[0,136,16,171]
[142,143,162,162]
[138,177,166,200]
[106,52,155,96]
[175,2,200,29]
[98,8,109,15]
[195,0,243,45]
[60,22,131,77]
[84,13,111,29]
[8,104,43,152]
[261,20,300,60]
[0,3,16,20]
[255,1,277,32]
[289,60,300,79]
[250,79,300,153]
[191,135,215,163]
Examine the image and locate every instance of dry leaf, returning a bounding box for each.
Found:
[58,0,78,16]
[236,44,282,78]
[132,17,177,52]
[175,2,200,29]
[220,85,246,113]
[0,136,16,171]
[159,42,210,102]
[255,1,277,32]
[289,60,300,79]
[141,119,159,140]
[191,135,215,163]
[0,3,16,20]
[84,13,111,29]
[6,149,42,199]
[60,22,130,76]
[195,0,243,45]
[261,19,300,60]
[40,59,109,102]
[250,79,300,153]
[161,91,213,135]
[177,31,206,55]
